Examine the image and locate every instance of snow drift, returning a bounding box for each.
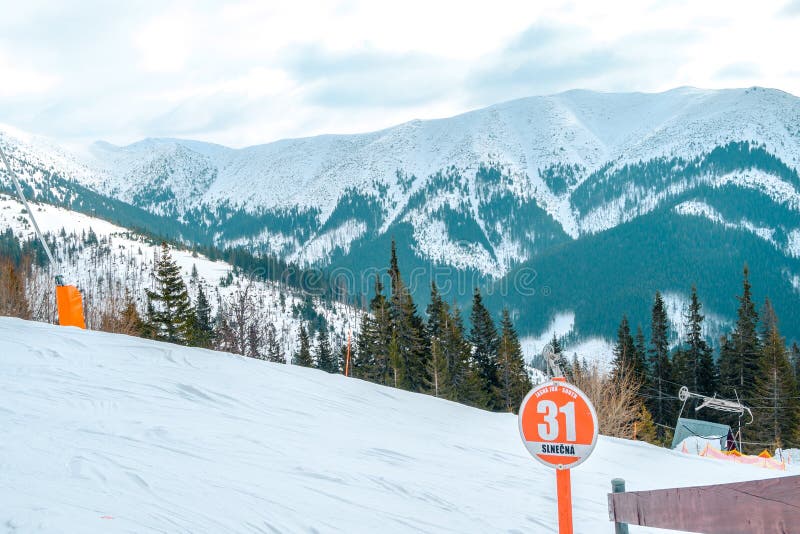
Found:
[0,318,788,533]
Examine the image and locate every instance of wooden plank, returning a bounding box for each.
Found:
[608,475,800,533]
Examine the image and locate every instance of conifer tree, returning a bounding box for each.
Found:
[264,323,285,364]
[496,308,532,412]
[188,285,214,348]
[145,242,194,344]
[315,327,337,373]
[443,305,483,405]
[611,315,637,383]
[635,404,658,444]
[633,325,647,384]
[719,266,761,400]
[673,286,715,395]
[388,330,403,388]
[791,342,800,381]
[387,240,428,391]
[247,323,262,359]
[647,291,673,433]
[293,324,314,367]
[751,321,799,450]
[424,337,452,399]
[469,287,499,407]
[353,310,376,379]
[368,276,393,385]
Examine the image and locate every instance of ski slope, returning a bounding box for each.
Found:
[0,318,788,533]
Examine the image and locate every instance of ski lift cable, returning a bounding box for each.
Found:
[0,143,58,273]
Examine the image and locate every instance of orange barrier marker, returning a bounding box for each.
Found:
[56,284,86,329]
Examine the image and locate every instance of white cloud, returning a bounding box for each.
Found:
[0,51,60,97]
[0,0,798,146]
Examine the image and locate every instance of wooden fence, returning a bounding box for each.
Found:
[608,475,800,533]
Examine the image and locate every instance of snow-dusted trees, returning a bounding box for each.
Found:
[145,242,195,344]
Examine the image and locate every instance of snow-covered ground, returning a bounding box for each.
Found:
[0,317,788,533]
[520,311,615,371]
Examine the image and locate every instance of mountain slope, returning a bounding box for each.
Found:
[0,317,788,533]
[2,86,800,345]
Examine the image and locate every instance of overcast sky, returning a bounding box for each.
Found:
[1,0,799,147]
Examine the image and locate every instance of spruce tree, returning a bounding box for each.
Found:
[791,342,800,381]
[647,291,673,433]
[353,310,376,379]
[145,242,194,344]
[674,286,715,395]
[633,325,648,384]
[188,285,214,348]
[293,324,314,367]
[719,266,761,400]
[387,240,428,391]
[264,323,285,364]
[444,305,482,405]
[751,321,799,450]
[469,287,500,407]
[611,315,637,383]
[315,328,337,373]
[496,308,532,413]
[369,276,393,385]
[424,337,452,399]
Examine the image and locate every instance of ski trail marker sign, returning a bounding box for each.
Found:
[519,379,598,469]
[519,378,598,534]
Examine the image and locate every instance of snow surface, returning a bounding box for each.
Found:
[0,317,790,533]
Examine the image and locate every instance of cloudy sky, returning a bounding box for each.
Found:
[1,0,799,147]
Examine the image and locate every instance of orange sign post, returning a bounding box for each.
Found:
[519,377,598,534]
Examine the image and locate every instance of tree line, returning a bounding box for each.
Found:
[606,266,800,452]
[5,236,532,414]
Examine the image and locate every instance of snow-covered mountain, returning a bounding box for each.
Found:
[2,86,800,342]
[0,317,789,532]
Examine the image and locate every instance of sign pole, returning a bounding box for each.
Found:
[518,373,597,534]
[556,468,573,534]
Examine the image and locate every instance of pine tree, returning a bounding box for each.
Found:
[387,240,428,391]
[247,323,262,359]
[719,266,761,401]
[469,287,499,407]
[145,242,194,344]
[496,308,532,413]
[353,310,375,379]
[751,321,799,450]
[443,306,483,405]
[673,286,715,395]
[635,404,658,444]
[264,323,285,364]
[293,325,314,367]
[633,325,647,384]
[424,337,452,399]
[315,327,337,373]
[188,285,214,348]
[791,342,800,381]
[611,315,637,383]
[647,291,673,434]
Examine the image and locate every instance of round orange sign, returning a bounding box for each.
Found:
[518,380,598,469]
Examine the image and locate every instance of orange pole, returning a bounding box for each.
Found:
[345,330,352,376]
[556,468,573,534]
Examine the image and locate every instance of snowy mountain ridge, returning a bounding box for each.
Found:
[2,87,800,279]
